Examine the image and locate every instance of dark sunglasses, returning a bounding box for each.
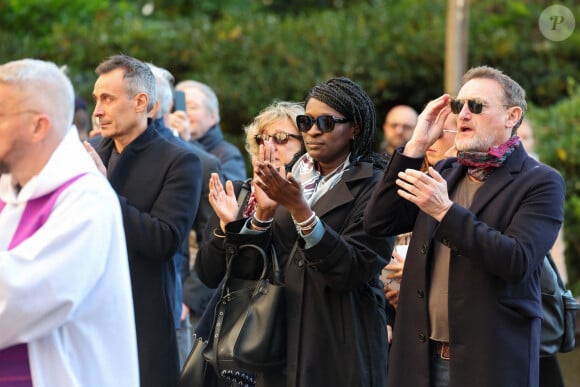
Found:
[449,98,487,114]
[255,131,301,145]
[296,115,352,133]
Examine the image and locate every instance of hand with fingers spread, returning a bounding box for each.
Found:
[208,173,238,232]
[403,94,453,158]
[395,166,453,221]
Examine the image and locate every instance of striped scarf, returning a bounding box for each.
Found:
[457,136,520,181]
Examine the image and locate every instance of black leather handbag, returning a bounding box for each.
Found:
[204,243,286,374]
[177,335,216,387]
[540,253,580,356]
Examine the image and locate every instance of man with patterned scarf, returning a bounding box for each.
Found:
[364,65,565,387]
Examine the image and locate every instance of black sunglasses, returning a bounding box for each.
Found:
[449,98,487,114]
[296,115,352,133]
[255,131,301,145]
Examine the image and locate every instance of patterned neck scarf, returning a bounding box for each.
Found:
[242,191,257,218]
[457,135,520,181]
[291,153,350,206]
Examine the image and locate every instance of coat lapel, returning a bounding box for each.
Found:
[312,162,373,218]
[469,146,525,215]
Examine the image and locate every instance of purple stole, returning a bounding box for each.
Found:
[0,174,84,386]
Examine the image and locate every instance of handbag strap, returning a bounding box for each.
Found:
[222,244,270,294]
[545,252,566,290]
[235,178,252,219]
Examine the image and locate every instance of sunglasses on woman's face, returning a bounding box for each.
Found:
[254,131,301,145]
[296,115,352,133]
[449,98,486,114]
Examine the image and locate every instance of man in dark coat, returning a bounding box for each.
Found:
[364,66,565,387]
[86,55,201,387]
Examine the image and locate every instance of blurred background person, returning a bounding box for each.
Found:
[73,95,91,141]
[517,118,567,387]
[382,104,418,156]
[147,62,223,367]
[169,79,247,181]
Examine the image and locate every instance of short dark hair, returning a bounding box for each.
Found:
[96,54,156,112]
[462,66,527,132]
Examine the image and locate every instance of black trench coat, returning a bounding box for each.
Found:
[196,161,394,387]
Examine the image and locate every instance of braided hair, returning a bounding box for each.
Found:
[304,77,387,168]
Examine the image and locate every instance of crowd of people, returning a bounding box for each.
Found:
[0,55,567,387]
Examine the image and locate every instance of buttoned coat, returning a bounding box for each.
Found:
[364,145,565,387]
[95,123,201,387]
[196,161,393,387]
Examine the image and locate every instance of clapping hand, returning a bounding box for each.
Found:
[208,173,238,232]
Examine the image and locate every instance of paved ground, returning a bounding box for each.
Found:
[559,345,580,386]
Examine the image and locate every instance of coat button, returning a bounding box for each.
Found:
[417,289,424,298]
[420,244,427,254]
[297,259,305,268]
[418,332,427,342]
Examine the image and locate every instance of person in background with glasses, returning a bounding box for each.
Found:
[196,78,393,387]
[191,100,305,386]
[364,65,565,387]
[382,104,418,156]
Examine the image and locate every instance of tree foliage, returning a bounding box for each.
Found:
[1,0,579,290]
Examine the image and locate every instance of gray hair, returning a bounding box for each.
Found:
[462,66,527,132]
[96,55,156,112]
[243,100,305,158]
[147,63,174,119]
[175,80,220,123]
[0,58,74,135]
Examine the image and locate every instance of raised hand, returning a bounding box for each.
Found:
[208,173,238,231]
[404,94,452,158]
[167,110,191,142]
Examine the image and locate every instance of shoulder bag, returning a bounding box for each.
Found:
[540,253,580,356]
[204,243,286,374]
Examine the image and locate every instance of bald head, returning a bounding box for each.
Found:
[0,59,75,184]
[383,105,418,154]
[0,59,74,138]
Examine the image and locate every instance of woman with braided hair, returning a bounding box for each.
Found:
[197,77,394,386]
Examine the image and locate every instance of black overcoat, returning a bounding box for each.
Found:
[364,146,565,387]
[95,124,201,387]
[196,161,394,387]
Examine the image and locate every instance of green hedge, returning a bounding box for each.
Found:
[1,0,579,291]
[528,84,580,294]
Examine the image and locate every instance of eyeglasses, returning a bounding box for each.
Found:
[296,115,352,133]
[255,131,301,145]
[449,98,489,114]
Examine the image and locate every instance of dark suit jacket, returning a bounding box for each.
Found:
[364,146,565,387]
[95,123,201,387]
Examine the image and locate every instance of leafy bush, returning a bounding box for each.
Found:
[0,0,578,289]
[528,85,580,294]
